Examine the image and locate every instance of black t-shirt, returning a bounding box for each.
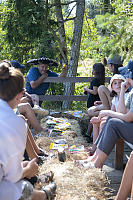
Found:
[87,77,101,108]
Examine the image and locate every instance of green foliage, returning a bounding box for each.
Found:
[86,0,133,62]
[0,0,59,66]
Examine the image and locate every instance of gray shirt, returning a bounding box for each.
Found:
[126,89,133,112]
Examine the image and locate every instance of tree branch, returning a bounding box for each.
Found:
[48,0,77,8]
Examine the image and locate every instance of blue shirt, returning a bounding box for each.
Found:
[26,67,58,95]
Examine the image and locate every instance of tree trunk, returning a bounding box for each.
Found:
[62,0,85,110]
[54,0,68,65]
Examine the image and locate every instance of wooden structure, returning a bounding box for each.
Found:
[115,140,133,170]
[39,76,110,101]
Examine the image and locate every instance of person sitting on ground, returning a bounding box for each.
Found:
[88,55,123,117]
[10,60,49,115]
[89,74,128,156]
[76,77,133,169]
[115,151,133,200]
[0,62,56,200]
[26,56,68,105]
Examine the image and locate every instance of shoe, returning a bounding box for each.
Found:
[41,182,56,200]
[33,105,49,116]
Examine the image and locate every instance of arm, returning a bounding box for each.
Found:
[117,81,130,113]
[30,73,48,88]
[21,158,38,179]
[59,64,68,77]
[98,109,133,122]
[84,86,98,95]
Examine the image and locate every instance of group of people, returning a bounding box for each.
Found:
[0,57,68,200]
[81,55,133,199]
[0,53,133,199]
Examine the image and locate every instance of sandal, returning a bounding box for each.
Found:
[38,171,54,183]
[41,182,56,200]
[37,156,44,166]
[38,149,49,157]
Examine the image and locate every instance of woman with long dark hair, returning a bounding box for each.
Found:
[84,63,105,108]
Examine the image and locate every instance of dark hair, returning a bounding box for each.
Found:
[0,62,24,101]
[110,64,120,75]
[93,63,105,85]
[110,90,117,97]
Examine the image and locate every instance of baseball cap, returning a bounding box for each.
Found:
[10,60,25,69]
[107,55,123,65]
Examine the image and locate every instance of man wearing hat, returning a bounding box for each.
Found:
[25,56,67,98]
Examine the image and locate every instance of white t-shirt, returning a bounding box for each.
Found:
[0,99,27,200]
[112,93,129,111]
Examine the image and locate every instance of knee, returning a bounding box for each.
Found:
[88,106,97,117]
[18,102,31,113]
[98,85,106,94]
[106,118,118,129]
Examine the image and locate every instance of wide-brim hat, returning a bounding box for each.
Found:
[10,60,25,69]
[27,56,58,66]
[108,74,126,91]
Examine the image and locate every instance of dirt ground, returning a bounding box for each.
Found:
[35,114,112,200]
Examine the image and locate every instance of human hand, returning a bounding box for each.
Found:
[90,116,101,124]
[94,101,102,106]
[62,63,68,71]
[25,158,39,178]
[98,110,109,120]
[84,86,88,91]
[20,96,29,103]
[42,73,48,79]
[121,81,130,92]
[126,78,133,87]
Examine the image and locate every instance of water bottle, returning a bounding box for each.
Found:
[58,148,66,162]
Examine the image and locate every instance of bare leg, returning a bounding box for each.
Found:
[90,123,99,154]
[27,126,42,155]
[92,148,107,168]
[131,181,133,200]
[115,152,133,200]
[32,190,47,200]
[98,85,112,110]
[76,148,107,168]
[26,134,38,160]
[88,105,101,117]
[18,103,43,133]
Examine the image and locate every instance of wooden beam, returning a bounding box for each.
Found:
[114,139,124,170]
[39,95,88,101]
[43,77,111,83]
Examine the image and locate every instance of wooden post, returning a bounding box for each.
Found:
[114,139,124,170]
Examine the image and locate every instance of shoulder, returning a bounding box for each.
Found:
[29,67,38,73]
